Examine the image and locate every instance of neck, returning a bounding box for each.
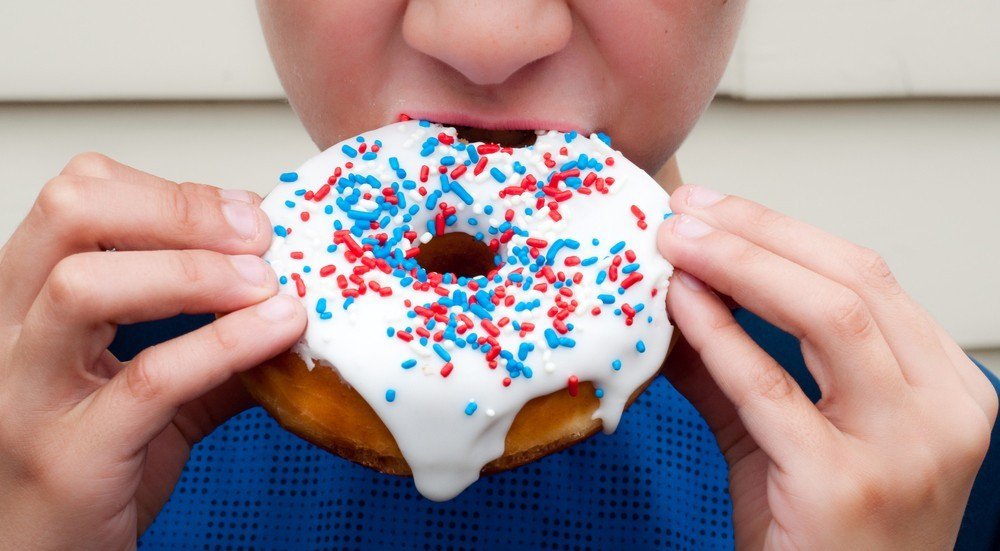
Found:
[654,156,684,193]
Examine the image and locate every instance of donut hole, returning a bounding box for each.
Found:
[413,232,498,278]
[453,126,538,149]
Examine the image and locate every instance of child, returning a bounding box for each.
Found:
[1,2,996,548]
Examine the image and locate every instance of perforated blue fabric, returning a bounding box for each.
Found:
[138,375,730,550]
[125,311,1000,550]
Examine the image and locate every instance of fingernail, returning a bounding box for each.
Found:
[258,295,298,321]
[219,189,254,203]
[676,270,708,291]
[686,185,726,209]
[222,201,260,241]
[231,255,269,287]
[674,214,713,238]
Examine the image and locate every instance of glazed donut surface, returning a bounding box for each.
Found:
[255,121,674,500]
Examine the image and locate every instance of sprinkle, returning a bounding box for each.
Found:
[636,340,646,353]
[279,172,298,183]
[464,401,478,415]
[385,389,396,402]
[440,362,454,377]
[567,375,579,397]
[341,144,358,158]
[432,343,452,362]
[612,359,622,371]
[401,359,417,369]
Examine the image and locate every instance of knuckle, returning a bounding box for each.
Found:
[748,363,797,404]
[124,353,166,403]
[166,184,200,231]
[35,175,88,230]
[61,151,117,178]
[823,289,876,341]
[173,250,207,287]
[745,203,786,235]
[207,319,241,352]
[731,239,767,268]
[45,256,97,312]
[852,247,901,294]
[953,412,993,467]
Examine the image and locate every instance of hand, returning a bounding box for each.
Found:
[658,184,997,550]
[0,153,306,549]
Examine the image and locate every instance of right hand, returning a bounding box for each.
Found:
[0,153,307,549]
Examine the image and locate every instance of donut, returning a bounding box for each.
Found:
[245,120,676,500]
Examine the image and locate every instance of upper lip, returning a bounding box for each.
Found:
[399,110,588,134]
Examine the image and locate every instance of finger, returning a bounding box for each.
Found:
[81,294,306,453]
[0,173,269,320]
[16,250,278,397]
[59,152,262,208]
[658,213,905,398]
[667,269,832,467]
[932,322,1000,421]
[661,333,758,466]
[669,185,954,388]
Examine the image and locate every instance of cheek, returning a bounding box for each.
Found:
[258,1,407,146]
[586,1,745,170]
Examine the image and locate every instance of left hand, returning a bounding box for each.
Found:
[657,184,997,550]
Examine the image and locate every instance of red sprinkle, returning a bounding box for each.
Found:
[440,363,454,378]
[567,375,579,397]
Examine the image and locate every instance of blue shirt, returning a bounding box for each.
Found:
[124,310,1000,550]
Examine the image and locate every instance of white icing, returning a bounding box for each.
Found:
[262,121,674,501]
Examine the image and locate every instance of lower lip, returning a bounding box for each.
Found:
[398,111,584,134]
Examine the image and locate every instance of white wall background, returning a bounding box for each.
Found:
[0,2,998,365]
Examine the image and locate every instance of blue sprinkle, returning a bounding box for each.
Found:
[518,342,534,361]
[610,241,626,254]
[597,132,612,146]
[316,298,327,313]
[622,263,640,274]
[319,312,332,320]
[544,328,560,349]
[433,343,452,362]
[581,256,598,266]
[385,389,396,402]
[598,294,616,304]
[341,144,358,158]
[663,211,675,220]
[419,119,430,127]
[279,172,298,183]
[489,167,507,183]
[564,130,578,143]
[274,225,288,237]
[451,182,474,205]
[343,297,355,310]
[401,359,417,369]
[440,155,456,166]
[362,151,377,161]
[284,200,296,208]
[385,327,394,337]
[278,276,288,285]
[595,388,605,398]
[612,359,622,371]
[464,401,478,416]
[636,340,646,353]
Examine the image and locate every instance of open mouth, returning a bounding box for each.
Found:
[398,112,580,149]
[450,125,538,148]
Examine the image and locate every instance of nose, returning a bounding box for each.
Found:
[402,0,573,86]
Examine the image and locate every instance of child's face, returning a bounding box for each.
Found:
[258,1,745,173]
